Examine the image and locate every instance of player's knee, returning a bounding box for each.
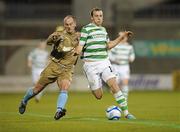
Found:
[92,88,103,100]
[93,92,103,100]
[61,87,69,91]
[58,80,71,91]
[94,94,102,100]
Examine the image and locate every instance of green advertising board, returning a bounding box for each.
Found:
[133,40,180,57]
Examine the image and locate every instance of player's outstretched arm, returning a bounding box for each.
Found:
[46,32,63,46]
[27,59,32,68]
[107,31,133,49]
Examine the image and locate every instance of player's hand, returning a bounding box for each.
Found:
[53,35,64,42]
[119,31,133,37]
[51,32,64,42]
[53,35,64,47]
[125,31,133,38]
[73,48,80,56]
[73,53,79,56]
[118,31,133,40]
[75,32,81,38]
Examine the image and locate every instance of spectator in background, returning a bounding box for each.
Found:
[27,41,49,102]
[109,32,135,103]
[55,26,64,32]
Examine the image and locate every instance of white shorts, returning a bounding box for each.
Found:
[112,64,130,81]
[83,59,116,90]
[32,68,44,84]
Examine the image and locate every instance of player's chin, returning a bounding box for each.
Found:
[68,29,74,34]
[96,22,102,26]
[66,30,71,34]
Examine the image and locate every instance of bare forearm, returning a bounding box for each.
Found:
[74,45,83,56]
[27,60,32,68]
[107,31,133,49]
[107,36,124,49]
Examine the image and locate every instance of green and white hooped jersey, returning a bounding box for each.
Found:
[109,43,135,65]
[79,23,109,61]
[28,48,49,69]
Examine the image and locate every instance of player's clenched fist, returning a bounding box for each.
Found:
[119,31,133,38]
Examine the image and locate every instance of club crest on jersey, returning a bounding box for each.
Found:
[62,46,74,52]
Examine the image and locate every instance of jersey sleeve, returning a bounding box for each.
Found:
[79,27,88,46]
[106,34,110,43]
[46,31,63,45]
[129,45,135,62]
[28,50,34,61]
[108,49,116,62]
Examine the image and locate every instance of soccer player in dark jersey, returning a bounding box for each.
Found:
[19,15,79,120]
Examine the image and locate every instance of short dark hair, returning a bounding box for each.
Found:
[90,7,102,17]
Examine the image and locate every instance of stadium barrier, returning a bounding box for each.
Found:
[0,74,173,93]
[129,74,172,90]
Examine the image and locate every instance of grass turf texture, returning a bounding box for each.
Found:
[0,91,179,132]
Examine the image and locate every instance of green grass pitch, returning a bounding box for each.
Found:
[0,91,180,132]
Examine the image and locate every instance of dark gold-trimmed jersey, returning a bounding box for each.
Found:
[46,30,79,66]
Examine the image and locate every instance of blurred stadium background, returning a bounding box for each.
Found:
[0,1,180,132]
[0,0,180,92]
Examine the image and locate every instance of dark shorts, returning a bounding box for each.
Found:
[37,61,73,86]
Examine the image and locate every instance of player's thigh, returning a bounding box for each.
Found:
[115,65,130,85]
[37,62,59,87]
[83,64,103,91]
[57,68,73,90]
[101,65,116,83]
[118,66,130,79]
[101,66,120,93]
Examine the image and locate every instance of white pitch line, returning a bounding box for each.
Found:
[0,111,180,129]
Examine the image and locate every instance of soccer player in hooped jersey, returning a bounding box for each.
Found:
[19,15,79,120]
[27,41,49,102]
[75,8,136,119]
[109,32,135,103]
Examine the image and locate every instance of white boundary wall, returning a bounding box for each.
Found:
[129,74,172,90]
[0,74,172,92]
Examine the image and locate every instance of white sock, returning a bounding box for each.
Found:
[122,85,129,103]
[113,90,129,116]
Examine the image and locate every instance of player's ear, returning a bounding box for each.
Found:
[91,16,93,21]
[73,19,77,27]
